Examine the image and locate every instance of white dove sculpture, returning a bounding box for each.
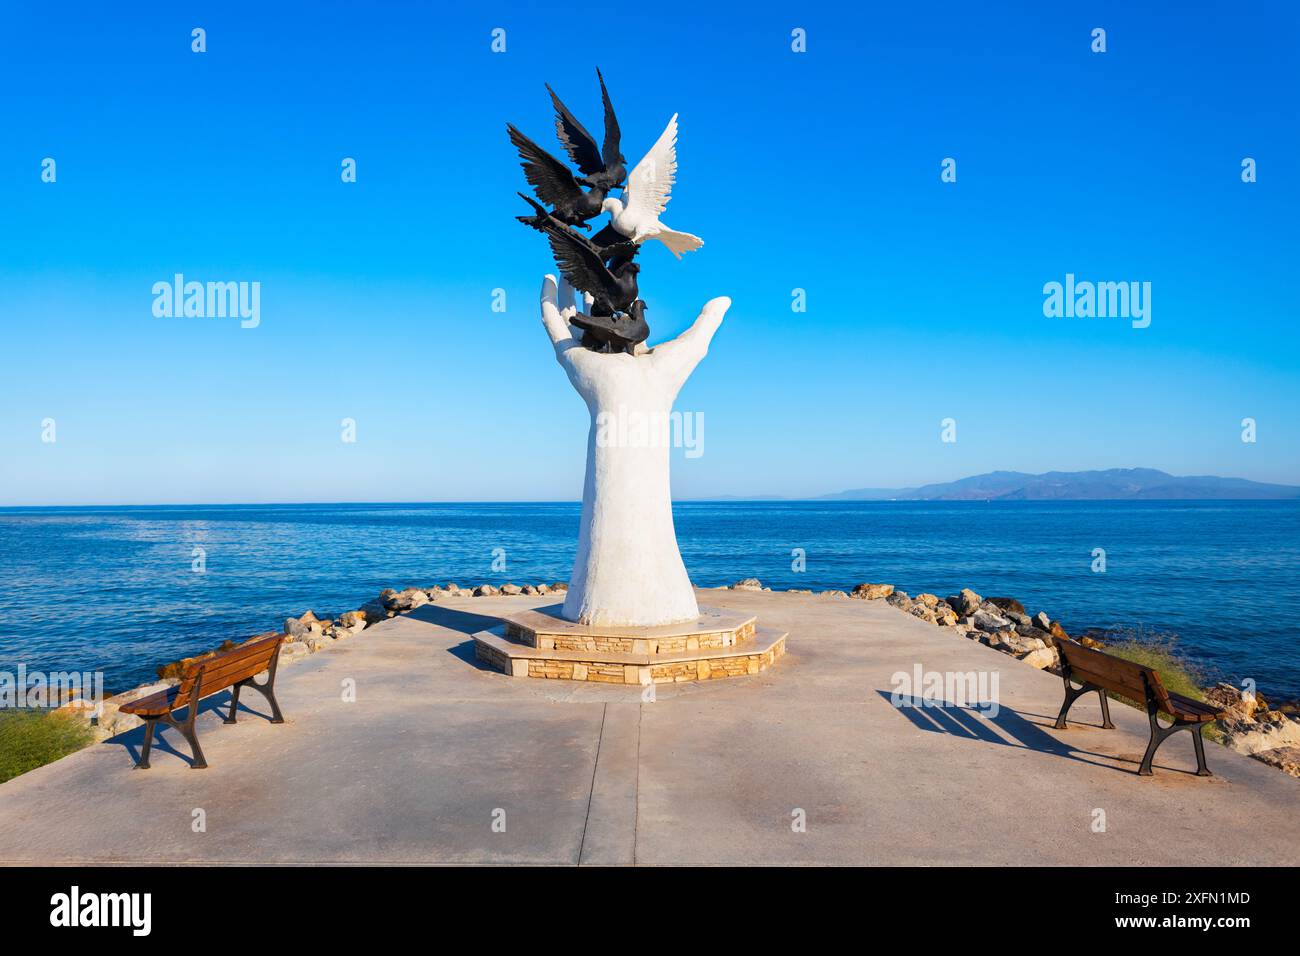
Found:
[599,113,704,259]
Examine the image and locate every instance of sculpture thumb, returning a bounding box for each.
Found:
[540,274,574,347]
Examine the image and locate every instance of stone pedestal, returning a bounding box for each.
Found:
[473,604,786,685]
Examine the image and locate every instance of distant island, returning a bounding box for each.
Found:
[819,468,1300,501]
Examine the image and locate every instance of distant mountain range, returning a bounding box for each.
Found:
[819,468,1300,501]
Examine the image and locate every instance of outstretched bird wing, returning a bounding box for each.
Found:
[508,124,585,208]
[545,84,603,177]
[543,224,621,305]
[597,68,623,171]
[624,113,680,222]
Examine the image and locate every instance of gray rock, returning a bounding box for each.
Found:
[1004,610,1032,628]
[731,578,763,591]
[283,617,309,639]
[972,609,1012,633]
[885,591,911,609]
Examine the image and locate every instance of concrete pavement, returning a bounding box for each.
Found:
[0,591,1294,865]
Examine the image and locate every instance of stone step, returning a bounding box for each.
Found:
[473,624,788,685]
[500,603,759,654]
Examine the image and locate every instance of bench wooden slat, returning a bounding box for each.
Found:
[121,635,283,716]
[1166,692,1221,722]
[192,648,280,692]
[1056,640,1167,706]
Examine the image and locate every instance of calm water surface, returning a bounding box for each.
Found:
[0,501,1296,698]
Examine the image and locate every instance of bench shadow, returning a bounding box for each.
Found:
[406,604,511,669]
[875,690,1135,775]
[107,691,277,768]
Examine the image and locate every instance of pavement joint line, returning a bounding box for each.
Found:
[577,702,608,866]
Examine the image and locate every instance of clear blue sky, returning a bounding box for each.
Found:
[2,1,1296,504]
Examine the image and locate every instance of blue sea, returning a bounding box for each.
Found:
[0,501,1297,700]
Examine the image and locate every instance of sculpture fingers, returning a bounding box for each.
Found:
[652,296,730,386]
[558,275,576,314]
[540,274,576,347]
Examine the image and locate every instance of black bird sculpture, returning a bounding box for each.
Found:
[516,193,638,267]
[571,299,649,354]
[535,211,640,318]
[507,124,609,230]
[546,68,626,192]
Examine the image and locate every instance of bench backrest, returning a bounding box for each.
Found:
[176,633,283,710]
[1054,638,1172,712]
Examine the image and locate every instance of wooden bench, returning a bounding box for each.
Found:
[121,633,286,769]
[1053,637,1225,777]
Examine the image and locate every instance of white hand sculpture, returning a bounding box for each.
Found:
[541,275,730,626]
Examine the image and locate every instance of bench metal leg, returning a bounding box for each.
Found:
[1055,678,1112,731]
[1138,708,1210,777]
[1137,720,1165,776]
[157,707,208,770]
[223,684,242,724]
[135,718,156,769]
[1098,690,1115,729]
[1191,725,1213,777]
[237,657,285,724]
[181,719,208,770]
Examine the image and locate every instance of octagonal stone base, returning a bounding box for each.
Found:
[473,604,786,685]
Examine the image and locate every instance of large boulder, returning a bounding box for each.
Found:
[950,588,982,617]
[933,603,959,626]
[885,590,911,609]
[389,588,429,611]
[283,616,310,639]
[972,609,1012,633]
[1019,646,1059,670]
[338,610,368,629]
[500,583,523,596]
[359,600,387,624]
[851,583,894,600]
[1203,683,1260,722]
[908,603,938,625]
[473,584,499,597]
[914,593,940,608]
[1218,715,1300,755]
[987,597,1026,616]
